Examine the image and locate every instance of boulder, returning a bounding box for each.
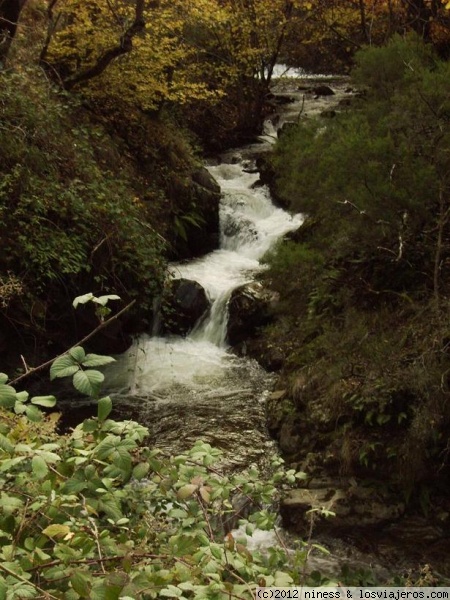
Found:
[171,167,221,260]
[191,166,221,194]
[227,282,278,346]
[188,167,221,258]
[313,84,335,96]
[277,121,298,138]
[280,484,406,534]
[162,278,210,336]
[254,154,289,209]
[320,109,336,119]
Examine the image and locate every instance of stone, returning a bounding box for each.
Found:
[191,166,221,195]
[162,278,210,335]
[320,109,336,119]
[280,484,406,534]
[226,282,279,346]
[313,85,335,96]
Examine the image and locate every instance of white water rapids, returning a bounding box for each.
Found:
[106,155,303,466]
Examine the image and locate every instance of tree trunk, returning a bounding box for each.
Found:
[358,0,369,44]
[402,0,432,41]
[58,0,145,90]
[0,0,27,65]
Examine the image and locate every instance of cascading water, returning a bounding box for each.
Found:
[103,76,396,578]
[106,154,303,467]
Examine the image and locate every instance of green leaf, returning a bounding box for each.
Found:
[94,435,119,460]
[31,395,57,408]
[93,295,121,306]
[0,457,26,472]
[62,479,88,494]
[97,396,113,421]
[0,373,8,384]
[82,354,116,367]
[132,462,150,481]
[15,391,29,403]
[159,585,183,598]
[32,455,49,479]
[0,434,14,454]
[82,419,99,433]
[98,496,123,521]
[112,447,132,473]
[273,570,294,586]
[177,484,197,500]
[35,450,60,463]
[73,293,94,308]
[25,405,43,422]
[73,369,104,397]
[50,355,79,380]
[0,384,17,408]
[70,570,91,598]
[0,492,24,515]
[69,346,86,363]
[210,545,223,561]
[42,524,71,538]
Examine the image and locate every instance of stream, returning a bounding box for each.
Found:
[106,128,303,466]
[105,72,353,462]
[97,71,398,581]
[52,68,450,582]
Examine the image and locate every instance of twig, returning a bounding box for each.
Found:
[84,496,106,574]
[10,300,136,386]
[196,490,215,541]
[297,94,306,122]
[337,198,368,217]
[0,563,59,600]
[20,354,30,373]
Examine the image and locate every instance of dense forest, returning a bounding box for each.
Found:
[1,0,450,597]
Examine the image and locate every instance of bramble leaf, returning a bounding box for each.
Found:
[50,355,79,380]
[73,369,104,397]
[31,396,57,408]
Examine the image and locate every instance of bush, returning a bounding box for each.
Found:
[0,317,312,598]
[260,36,450,485]
[0,65,167,354]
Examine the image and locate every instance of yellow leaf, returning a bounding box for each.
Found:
[42,524,71,538]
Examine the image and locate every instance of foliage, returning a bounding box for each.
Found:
[31,0,305,148]
[282,0,450,73]
[260,36,450,486]
[0,63,168,353]
[0,338,312,599]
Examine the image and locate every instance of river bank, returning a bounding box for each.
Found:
[247,62,450,582]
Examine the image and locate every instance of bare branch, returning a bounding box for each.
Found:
[10,300,136,386]
[63,0,146,90]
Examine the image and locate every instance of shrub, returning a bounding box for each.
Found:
[0,317,312,598]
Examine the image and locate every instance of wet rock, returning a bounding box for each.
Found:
[162,278,210,335]
[255,155,289,209]
[255,154,275,185]
[280,485,406,534]
[339,97,353,107]
[273,94,296,105]
[277,122,298,138]
[227,282,279,346]
[192,166,221,194]
[313,85,335,96]
[73,302,132,355]
[188,167,221,257]
[320,109,336,119]
[279,418,302,454]
[222,214,257,241]
[238,337,285,372]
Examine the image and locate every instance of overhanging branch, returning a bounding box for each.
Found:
[62,0,145,90]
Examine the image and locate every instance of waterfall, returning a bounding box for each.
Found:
[104,151,302,465]
[104,70,356,465]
